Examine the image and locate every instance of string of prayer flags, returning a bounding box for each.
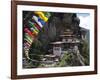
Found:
[28,21,39,33]
[24,42,31,47]
[32,15,43,28]
[24,38,32,45]
[30,27,38,35]
[23,11,51,59]
[34,11,48,22]
[24,27,33,37]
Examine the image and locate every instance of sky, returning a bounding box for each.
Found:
[77,13,90,30]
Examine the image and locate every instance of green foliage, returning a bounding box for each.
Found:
[38,63,45,67]
[57,53,71,67]
[28,40,43,67]
[82,40,89,65]
[59,54,68,67]
[29,39,42,54]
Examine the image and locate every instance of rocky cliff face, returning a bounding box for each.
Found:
[33,13,80,52]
